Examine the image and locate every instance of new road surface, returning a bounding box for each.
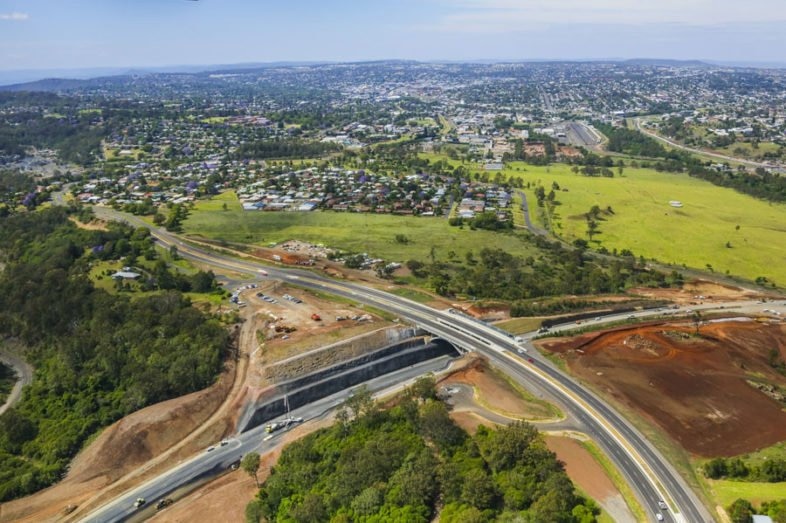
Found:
[83,207,761,522]
[81,356,455,523]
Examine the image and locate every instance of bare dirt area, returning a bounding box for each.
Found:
[234,281,393,389]
[148,470,258,523]
[545,435,635,523]
[629,279,766,305]
[148,418,333,523]
[0,358,237,523]
[449,410,492,434]
[68,216,109,231]
[440,355,556,421]
[539,319,786,457]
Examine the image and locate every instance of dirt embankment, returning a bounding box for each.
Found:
[545,435,636,523]
[263,326,414,383]
[147,419,333,523]
[540,319,786,457]
[628,279,768,305]
[439,355,556,424]
[0,359,237,523]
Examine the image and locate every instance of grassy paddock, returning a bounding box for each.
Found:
[707,479,786,507]
[416,152,786,284]
[504,162,786,286]
[495,317,544,334]
[185,197,538,263]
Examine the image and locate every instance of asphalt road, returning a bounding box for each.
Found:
[566,121,602,148]
[634,118,785,173]
[85,207,774,522]
[81,355,455,523]
[515,190,547,236]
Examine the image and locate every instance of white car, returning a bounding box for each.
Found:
[656,513,664,521]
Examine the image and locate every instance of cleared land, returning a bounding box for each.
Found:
[188,160,786,285]
[184,192,538,263]
[545,436,637,523]
[440,356,560,421]
[508,162,786,286]
[421,154,786,285]
[707,478,786,508]
[539,319,786,457]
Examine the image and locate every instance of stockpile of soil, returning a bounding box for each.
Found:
[540,320,786,456]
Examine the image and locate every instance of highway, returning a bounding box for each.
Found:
[81,355,455,523]
[565,121,603,148]
[634,117,786,174]
[85,207,755,522]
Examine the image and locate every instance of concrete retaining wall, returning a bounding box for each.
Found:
[239,338,458,433]
[264,326,420,383]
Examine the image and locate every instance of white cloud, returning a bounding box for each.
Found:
[0,12,29,21]
[429,1,786,32]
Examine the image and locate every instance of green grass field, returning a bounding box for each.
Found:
[695,442,786,508]
[184,192,538,263]
[505,161,786,286]
[708,479,786,507]
[418,153,786,284]
[188,158,786,285]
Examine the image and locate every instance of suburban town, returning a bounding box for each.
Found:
[2,13,786,523]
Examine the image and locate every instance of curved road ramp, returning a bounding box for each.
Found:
[239,337,459,433]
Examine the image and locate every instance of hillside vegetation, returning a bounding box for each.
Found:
[0,207,228,500]
[246,382,599,523]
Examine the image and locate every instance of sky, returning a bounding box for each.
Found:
[2,0,786,72]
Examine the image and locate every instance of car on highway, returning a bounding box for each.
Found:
[206,445,216,452]
[134,497,146,509]
[658,500,668,510]
[656,513,664,521]
[220,439,229,446]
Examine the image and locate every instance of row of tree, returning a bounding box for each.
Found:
[594,122,786,203]
[704,456,786,483]
[407,238,681,306]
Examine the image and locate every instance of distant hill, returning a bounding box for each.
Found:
[623,58,711,67]
[0,77,109,92]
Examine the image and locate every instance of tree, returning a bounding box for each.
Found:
[409,374,437,402]
[727,498,754,523]
[344,385,375,420]
[692,310,703,336]
[586,218,599,242]
[241,452,261,487]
